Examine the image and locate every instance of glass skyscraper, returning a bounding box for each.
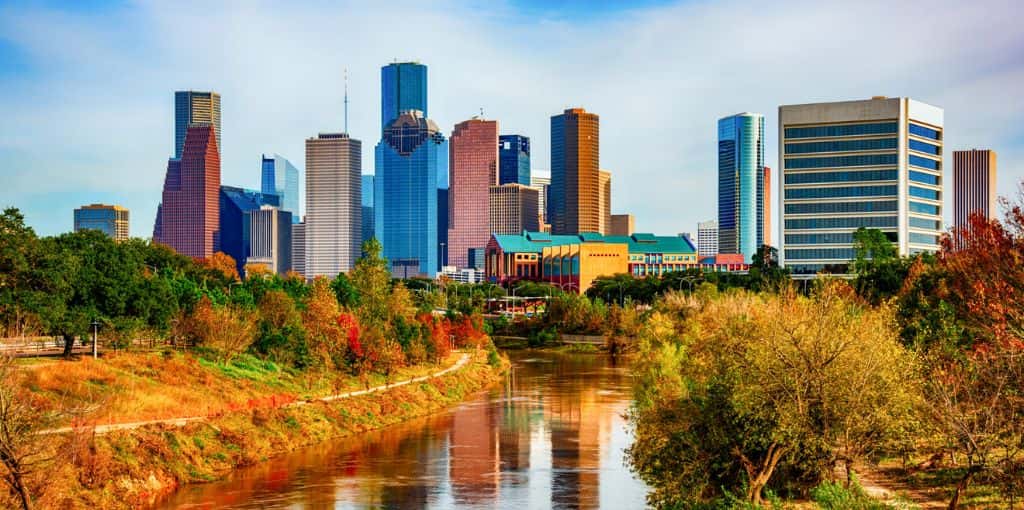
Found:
[174,91,221,159]
[220,186,280,275]
[717,112,765,261]
[361,174,375,245]
[74,204,129,240]
[261,154,300,223]
[550,108,600,235]
[498,135,531,185]
[381,62,427,133]
[778,97,944,274]
[375,110,448,277]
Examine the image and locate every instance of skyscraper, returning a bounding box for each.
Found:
[763,166,772,247]
[530,173,551,229]
[489,184,540,235]
[953,149,997,230]
[448,118,499,269]
[157,123,220,259]
[550,108,600,235]
[610,214,634,236]
[220,186,280,275]
[74,204,129,240]
[375,110,448,277]
[245,205,292,275]
[498,135,530,185]
[261,154,300,223]
[778,97,944,273]
[697,220,719,257]
[598,170,611,235]
[381,62,427,133]
[174,91,221,159]
[361,174,375,244]
[292,222,306,278]
[718,112,765,261]
[305,133,362,278]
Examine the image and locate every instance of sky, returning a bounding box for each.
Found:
[1,0,1022,240]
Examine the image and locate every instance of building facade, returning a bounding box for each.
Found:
[489,184,540,235]
[530,174,551,229]
[610,214,634,236]
[174,91,221,159]
[305,133,362,278]
[220,186,280,275]
[361,174,375,245]
[375,110,448,277]
[598,170,611,234]
[718,112,765,261]
[291,222,306,278]
[953,149,997,230]
[157,123,220,259]
[448,118,499,269]
[381,62,427,133]
[74,204,129,240]
[498,134,530,185]
[261,154,300,223]
[697,220,719,257]
[778,97,944,274]
[763,166,772,247]
[245,205,292,275]
[550,108,600,235]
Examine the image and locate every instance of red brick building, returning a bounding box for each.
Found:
[157,123,220,259]
[448,118,498,269]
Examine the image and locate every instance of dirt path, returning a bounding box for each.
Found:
[42,353,472,436]
[857,463,948,509]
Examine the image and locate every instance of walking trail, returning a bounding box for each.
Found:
[42,352,472,436]
[857,463,948,509]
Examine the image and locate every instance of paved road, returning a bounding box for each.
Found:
[42,353,472,436]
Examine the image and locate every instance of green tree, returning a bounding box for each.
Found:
[350,238,391,327]
[851,227,911,303]
[330,272,359,308]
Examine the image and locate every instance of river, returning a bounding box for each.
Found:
[159,350,649,509]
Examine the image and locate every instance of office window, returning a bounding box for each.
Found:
[909,123,941,140]
[784,200,897,215]
[784,138,898,154]
[785,185,897,200]
[785,154,898,170]
[909,170,940,185]
[909,201,940,215]
[784,248,857,260]
[909,139,941,155]
[909,155,940,170]
[909,186,941,201]
[909,217,941,230]
[784,122,898,139]
[785,216,898,229]
[909,232,939,245]
[784,169,897,185]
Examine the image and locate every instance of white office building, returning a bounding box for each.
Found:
[305,133,362,278]
[697,220,719,257]
[778,97,944,274]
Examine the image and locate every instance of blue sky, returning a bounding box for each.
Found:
[1,0,1022,239]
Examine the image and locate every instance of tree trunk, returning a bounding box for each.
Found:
[948,465,981,510]
[62,333,75,358]
[845,458,854,487]
[734,443,788,507]
[1,458,33,510]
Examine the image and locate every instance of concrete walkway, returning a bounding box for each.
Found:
[42,353,472,436]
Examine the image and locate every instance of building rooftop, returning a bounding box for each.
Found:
[491,231,696,255]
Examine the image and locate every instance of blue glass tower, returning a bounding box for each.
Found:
[381,63,427,133]
[260,154,300,223]
[361,174,375,244]
[718,113,764,261]
[498,135,531,185]
[219,186,280,274]
[374,111,448,277]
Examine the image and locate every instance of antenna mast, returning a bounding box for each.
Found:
[344,68,349,134]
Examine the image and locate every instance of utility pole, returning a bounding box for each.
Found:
[91,318,99,358]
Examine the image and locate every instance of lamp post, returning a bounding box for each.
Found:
[90,318,99,359]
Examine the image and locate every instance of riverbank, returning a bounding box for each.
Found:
[21,349,507,509]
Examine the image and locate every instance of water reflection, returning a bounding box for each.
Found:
[162,351,647,509]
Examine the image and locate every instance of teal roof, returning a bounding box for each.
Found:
[490,231,696,255]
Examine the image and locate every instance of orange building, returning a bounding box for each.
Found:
[550,108,600,235]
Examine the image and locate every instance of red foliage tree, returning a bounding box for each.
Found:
[417,313,451,362]
[450,314,487,349]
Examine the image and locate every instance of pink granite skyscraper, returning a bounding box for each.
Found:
[157,123,220,259]
[448,118,498,269]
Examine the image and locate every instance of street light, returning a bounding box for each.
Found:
[90,318,100,359]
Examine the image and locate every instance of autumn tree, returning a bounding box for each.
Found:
[175,297,257,362]
[301,277,347,369]
[252,289,308,366]
[628,283,921,508]
[0,355,62,510]
[350,238,391,328]
[202,251,240,282]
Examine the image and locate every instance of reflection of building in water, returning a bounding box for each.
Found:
[544,355,616,509]
[450,402,500,505]
[499,367,532,474]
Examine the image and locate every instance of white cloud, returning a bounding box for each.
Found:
[0,0,1022,239]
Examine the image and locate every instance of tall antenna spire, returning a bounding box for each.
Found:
[344,68,349,134]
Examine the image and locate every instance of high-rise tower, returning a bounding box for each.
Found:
[778,97,944,274]
[498,135,531,185]
[550,108,600,235]
[261,154,300,223]
[305,133,362,277]
[718,112,765,261]
[953,149,997,230]
[448,118,499,269]
[380,62,427,133]
[174,91,221,159]
[157,123,220,259]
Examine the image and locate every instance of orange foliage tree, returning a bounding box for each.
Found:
[202,251,240,282]
[450,314,488,349]
[176,297,257,362]
[301,277,347,370]
[418,313,451,363]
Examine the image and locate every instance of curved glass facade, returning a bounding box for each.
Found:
[718,113,764,261]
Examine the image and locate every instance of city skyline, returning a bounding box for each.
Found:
[1,1,1022,240]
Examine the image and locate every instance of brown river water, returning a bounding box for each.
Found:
[158,350,649,509]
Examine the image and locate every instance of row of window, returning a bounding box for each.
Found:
[909,123,941,140]
[785,154,898,169]
[909,170,940,185]
[909,232,939,245]
[784,122,898,139]
[785,248,857,260]
[785,185,897,200]
[785,169,897,185]
[785,231,897,245]
[909,201,940,215]
[784,200,898,215]
[909,186,941,201]
[909,139,941,155]
[909,217,941,230]
[909,154,941,170]
[784,138,897,154]
[788,263,850,275]
[785,216,898,229]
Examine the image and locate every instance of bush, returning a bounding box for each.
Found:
[810,479,888,510]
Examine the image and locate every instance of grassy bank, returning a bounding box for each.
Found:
[17,349,506,509]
